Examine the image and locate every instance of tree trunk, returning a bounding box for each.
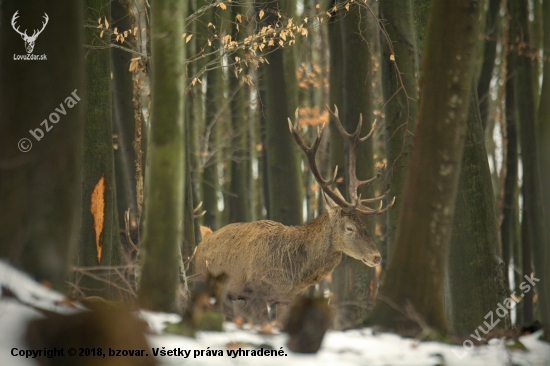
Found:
[367,0,482,335]
[331,1,377,327]
[535,0,550,340]
[202,7,222,231]
[0,0,84,290]
[476,0,500,130]
[328,4,346,195]
[501,43,519,294]
[138,0,186,312]
[76,0,123,299]
[229,2,251,224]
[448,89,507,335]
[111,0,138,232]
[509,0,549,337]
[262,3,303,225]
[379,0,419,257]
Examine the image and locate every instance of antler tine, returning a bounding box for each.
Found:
[359,119,377,143]
[356,196,396,216]
[34,13,49,38]
[359,189,390,204]
[357,165,385,188]
[352,113,363,138]
[11,11,27,37]
[288,109,352,209]
[326,104,354,139]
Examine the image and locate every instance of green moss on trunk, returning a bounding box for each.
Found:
[138,0,186,312]
[448,89,507,335]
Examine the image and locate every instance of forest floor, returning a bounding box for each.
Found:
[1,261,549,366]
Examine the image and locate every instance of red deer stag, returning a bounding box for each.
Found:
[195,105,394,320]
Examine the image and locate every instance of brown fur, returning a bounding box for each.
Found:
[194,195,381,316]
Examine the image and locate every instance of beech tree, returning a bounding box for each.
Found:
[138,0,186,311]
[367,0,482,335]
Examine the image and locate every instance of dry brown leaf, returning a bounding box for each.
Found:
[104,17,109,29]
[236,13,242,23]
[90,174,105,264]
[186,34,193,43]
[259,10,264,20]
[218,2,227,10]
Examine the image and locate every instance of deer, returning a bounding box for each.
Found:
[11,11,49,54]
[194,105,395,321]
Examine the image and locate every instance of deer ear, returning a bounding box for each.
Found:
[323,188,344,213]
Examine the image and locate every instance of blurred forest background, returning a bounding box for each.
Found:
[0,0,549,343]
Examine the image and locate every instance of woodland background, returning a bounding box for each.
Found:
[0,0,549,347]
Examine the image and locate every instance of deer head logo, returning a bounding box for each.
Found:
[11,11,49,54]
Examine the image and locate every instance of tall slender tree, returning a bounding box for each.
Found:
[379,0,419,256]
[111,0,138,231]
[261,0,303,225]
[509,0,549,335]
[138,0,186,311]
[229,1,251,224]
[77,0,124,299]
[476,0,500,130]
[331,1,378,326]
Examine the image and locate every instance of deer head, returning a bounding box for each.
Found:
[11,11,49,54]
[288,105,395,266]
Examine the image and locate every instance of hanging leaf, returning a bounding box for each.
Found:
[259,10,264,20]
[90,174,105,264]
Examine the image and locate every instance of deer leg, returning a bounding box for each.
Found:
[275,302,290,325]
[232,298,246,320]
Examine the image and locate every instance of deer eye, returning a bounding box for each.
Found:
[345,225,354,232]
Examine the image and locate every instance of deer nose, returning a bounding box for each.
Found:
[373,255,382,265]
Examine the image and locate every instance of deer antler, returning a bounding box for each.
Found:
[11,11,28,38]
[193,201,206,219]
[29,13,49,40]
[289,105,395,216]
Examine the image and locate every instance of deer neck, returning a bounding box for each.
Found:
[293,212,343,290]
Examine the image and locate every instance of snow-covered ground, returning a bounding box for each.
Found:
[1,260,549,366]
